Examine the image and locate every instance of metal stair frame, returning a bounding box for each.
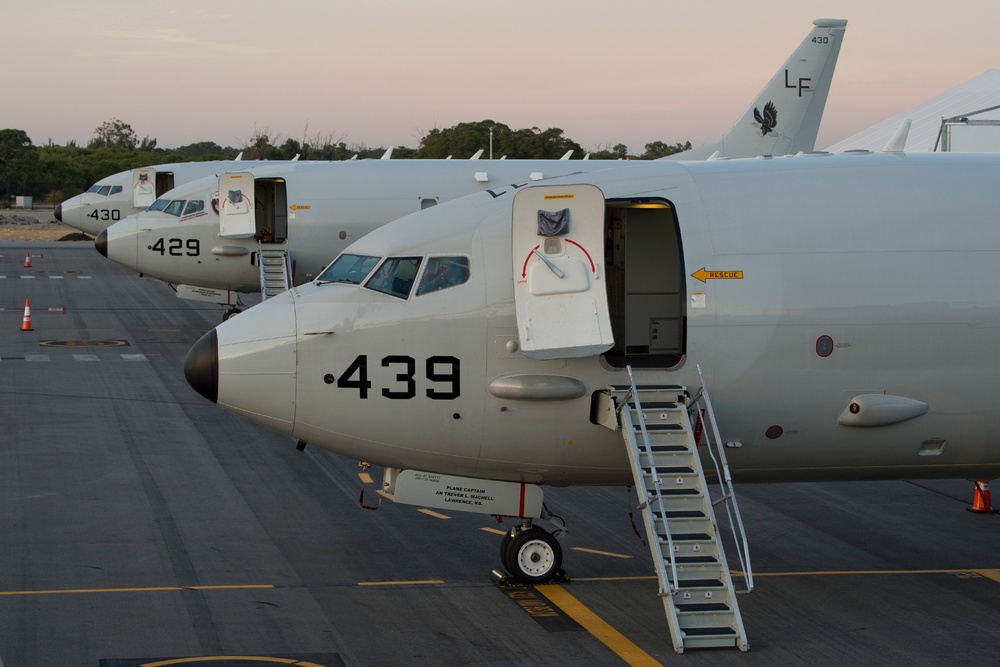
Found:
[614,366,750,653]
[258,242,291,300]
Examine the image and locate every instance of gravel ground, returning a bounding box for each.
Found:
[0,209,91,242]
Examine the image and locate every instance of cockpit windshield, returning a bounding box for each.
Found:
[415,256,470,296]
[163,200,186,217]
[365,257,422,299]
[148,199,170,212]
[316,254,381,285]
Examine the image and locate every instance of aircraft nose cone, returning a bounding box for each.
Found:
[95,229,108,257]
[185,329,219,403]
[54,204,62,222]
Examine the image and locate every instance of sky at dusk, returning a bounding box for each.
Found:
[6,0,1000,154]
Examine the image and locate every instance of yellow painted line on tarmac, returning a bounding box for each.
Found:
[357,580,444,587]
[535,584,662,667]
[571,547,632,559]
[0,584,274,597]
[480,527,507,535]
[376,490,394,500]
[358,472,374,484]
[975,569,1000,583]
[418,508,451,519]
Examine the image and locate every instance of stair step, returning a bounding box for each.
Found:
[647,487,700,496]
[632,401,682,409]
[636,423,684,431]
[661,510,706,519]
[682,626,737,637]
[667,555,718,564]
[663,533,712,541]
[642,466,694,474]
[676,603,730,613]
[677,578,724,589]
[647,444,690,453]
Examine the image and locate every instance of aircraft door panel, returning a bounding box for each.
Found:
[512,184,613,360]
[218,172,256,238]
[132,168,157,208]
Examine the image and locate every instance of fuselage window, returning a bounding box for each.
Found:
[416,256,470,296]
[163,200,186,217]
[109,185,123,195]
[365,256,422,299]
[316,253,381,285]
[147,199,170,213]
[182,200,204,216]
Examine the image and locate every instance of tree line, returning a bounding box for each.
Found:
[0,118,691,205]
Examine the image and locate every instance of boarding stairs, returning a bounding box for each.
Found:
[607,366,752,653]
[259,243,292,300]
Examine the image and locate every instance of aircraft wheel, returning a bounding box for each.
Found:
[505,527,562,584]
[222,308,241,322]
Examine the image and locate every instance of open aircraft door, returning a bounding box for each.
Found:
[218,172,256,238]
[132,168,157,208]
[512,184,613,360]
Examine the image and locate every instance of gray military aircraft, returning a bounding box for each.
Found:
[184,150,1000,652]
[97,19,847,316]
[55,156,286,236]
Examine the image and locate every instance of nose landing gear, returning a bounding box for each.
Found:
[499,519,566,584]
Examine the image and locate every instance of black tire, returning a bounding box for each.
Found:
[499,529,514,572]
[505,528,562,584]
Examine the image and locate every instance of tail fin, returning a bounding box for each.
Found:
[665,18,847,160]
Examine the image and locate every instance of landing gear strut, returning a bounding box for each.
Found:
[499,519,564,584]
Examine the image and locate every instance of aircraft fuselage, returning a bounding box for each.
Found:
[189,152,1000,485]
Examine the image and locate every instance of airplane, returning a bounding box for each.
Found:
[55,155,293,236]
[96,19,847,315]
[184,150,1000,651]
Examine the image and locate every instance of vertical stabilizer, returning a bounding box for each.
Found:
[665,18,847,160]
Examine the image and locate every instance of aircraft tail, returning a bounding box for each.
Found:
[665,18,847,160]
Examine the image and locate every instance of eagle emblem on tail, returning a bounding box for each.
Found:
[753,101,777,136]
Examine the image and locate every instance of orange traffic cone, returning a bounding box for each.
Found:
[24,253,31,268]
[21,299,33,331]
[968,481,998,514]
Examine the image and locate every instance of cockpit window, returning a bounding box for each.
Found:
[148,199,169,212]
[163,200,186,217]
[97,185,111,196]
[416,256,470,296]
[316,254,381,285]
[365,257,422,299]
[182,200,204,216]
[87,185,102,194]
[109,185,123,195]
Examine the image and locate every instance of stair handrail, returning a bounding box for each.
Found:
[692,363,754,592]
[626,365,680,594]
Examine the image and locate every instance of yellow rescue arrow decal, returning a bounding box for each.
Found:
[289,205,311,211]
[691,267,743,283]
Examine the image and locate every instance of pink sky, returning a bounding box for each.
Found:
[6,0,1000,154]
